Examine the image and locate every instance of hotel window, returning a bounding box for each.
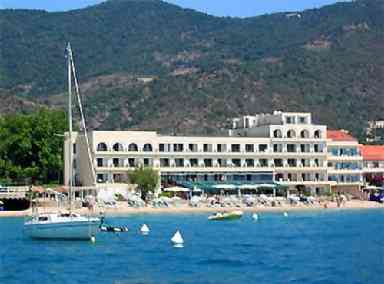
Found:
[143,144,153,152]
[245,159,254,167]
[300,144,310,153]
[301,159,309,167]
[113,158,119,167]
[143,158,152,167]
[373,162,379,168]
[274,159,283,167]
[97,158,103,167]
[259,144,268,152]
[113,174,123,183]
[300,130,310,139]
[159,144,165,152]
[273,129,282,138]
[113,143,124,152]
[331,148,339,156]
[314,144,320,153]
[175,158,184,167]
[259,159,268,167]
[128,143,138,152]
[328,175,338,182]
[128,158,136,167]
[287,159,296,167]
[203,144,213,152]
[245,144,254,152]
[276,173,284,181]
[286,116,295,124]
[173,144,184,152]
[273,144,283,153]
[190,159,198,167]
[287,144,296,153]
[204,159,212,167]
[188,144,197,152]
[97,143,108,152]
[160,158,170,167]
[232,159,241,167]
[287,130,296,138]
[217,159,224,167]
[298,117,306,124]
[231,144,241,152]
[73,144,77,154]
[217,144,226,152]
[97,174,105,183]
[314,130,322,139]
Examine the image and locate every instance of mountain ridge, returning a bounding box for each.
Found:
[1,0,384,139]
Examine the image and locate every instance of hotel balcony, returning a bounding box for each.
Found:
[274,166,328,172]
[362,167,384,173]
[327,155,363,161]
[328,169,363,174]
[95,150,328,159]
[94,163,332,174]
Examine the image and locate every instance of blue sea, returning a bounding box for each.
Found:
[1,209,384,284]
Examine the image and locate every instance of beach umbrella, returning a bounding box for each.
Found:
[56,187,69,193]
[32,186,45,193]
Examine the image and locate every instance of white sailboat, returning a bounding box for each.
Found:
[24,43,100,240]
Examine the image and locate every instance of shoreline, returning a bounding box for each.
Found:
[1,200,383,218]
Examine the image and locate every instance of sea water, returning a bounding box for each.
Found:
[0,209,383,284]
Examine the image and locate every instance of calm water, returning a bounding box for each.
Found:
[1,209,384,284]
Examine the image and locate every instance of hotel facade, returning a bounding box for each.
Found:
[64,111,383,196]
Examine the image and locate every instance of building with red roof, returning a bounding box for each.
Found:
[327,130,357,142]
[360,145,384,188]
[360,145,384,161]
[327,130,362,196]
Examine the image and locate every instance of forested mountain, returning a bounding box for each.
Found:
[1,0,384,139]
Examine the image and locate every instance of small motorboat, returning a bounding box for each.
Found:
[208,210,243,221]
[100,225,129,233]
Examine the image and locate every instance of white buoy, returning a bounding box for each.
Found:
[252,213,259,221]
[140,224,150,235]
[171,230,184,248]
[90,235,96,243]
[284,212,288,217]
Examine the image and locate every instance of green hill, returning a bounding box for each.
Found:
[1,0,384,139]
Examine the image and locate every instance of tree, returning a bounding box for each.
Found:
[0,108,67,185]
[128,167,159,201]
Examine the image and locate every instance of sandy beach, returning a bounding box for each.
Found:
[1,200,383,218]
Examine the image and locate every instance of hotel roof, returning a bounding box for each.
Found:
[327,130,357,141]
[360,145,384,161]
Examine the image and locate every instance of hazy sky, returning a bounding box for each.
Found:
[0,0,349,17]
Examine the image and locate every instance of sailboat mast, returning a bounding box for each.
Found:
[67,42,73,212]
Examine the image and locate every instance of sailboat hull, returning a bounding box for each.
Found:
[24,219,100,240]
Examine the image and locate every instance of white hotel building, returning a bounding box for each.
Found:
[64,111,365,196]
